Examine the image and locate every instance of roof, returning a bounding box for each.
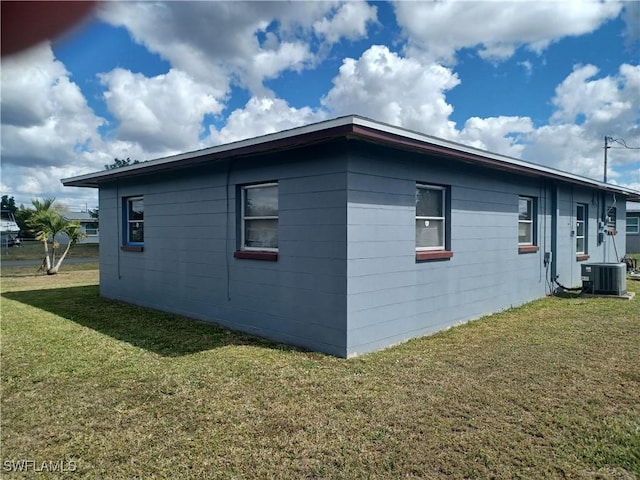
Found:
[62,115,640,201]
[64,211,95,221]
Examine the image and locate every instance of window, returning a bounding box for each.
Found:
[241,183,278,251]
[627,216,640,234]
[416,184,452,260]
[576,204,587,254]
[85,222,99,236]
[125,196,144,245]
[518,196,537,253]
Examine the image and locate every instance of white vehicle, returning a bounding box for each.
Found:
[1,210,21,246]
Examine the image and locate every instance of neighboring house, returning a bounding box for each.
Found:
[627,204,640,253]
[63,211,99,244]
[62,116,640,357]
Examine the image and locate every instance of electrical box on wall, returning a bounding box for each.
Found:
[606,207,617,235]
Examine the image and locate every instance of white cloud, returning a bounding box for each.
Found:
[313,1,378,44]
[0,44,106,209]
[209,97,324,145]
[394,1,623,63]
[2,1,637,211]
[1,46,69,127]
[550,65,624,124]
[97,1,374,95]
[1,45,105,169]
[522,64,640,182]
[100,68,223,153]
[458,116,534,158]
[0,163,101,210]
[321,45,460,138]
[518,60,533,77]
[319,44,637,190]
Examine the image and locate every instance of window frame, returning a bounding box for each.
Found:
[240,182,278,253]
[518,196,538,253]
[415,184,452,261]
[84,222,99,236]
[576,203,587,254]
[123,196,144,248]
[627,216,640,234]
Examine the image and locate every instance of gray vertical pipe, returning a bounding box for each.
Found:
[550,183,558,282]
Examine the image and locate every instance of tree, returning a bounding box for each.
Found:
[14,204,33,238]
[1,195,17,214]
[105,157,140,170]
[26,198,86,275]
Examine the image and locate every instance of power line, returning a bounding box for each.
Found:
[607,137,640,149]
[603,136,640,183]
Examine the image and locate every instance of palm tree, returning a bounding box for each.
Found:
[26,198,86,275]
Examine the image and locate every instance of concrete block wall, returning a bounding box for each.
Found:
[99,146,349,356]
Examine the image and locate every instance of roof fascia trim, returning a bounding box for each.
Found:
[61,114,640,199]
[348,121,639,198]
[61,118,357,187]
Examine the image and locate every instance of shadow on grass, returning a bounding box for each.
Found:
[552,290,584,299]
[2,286,296,357]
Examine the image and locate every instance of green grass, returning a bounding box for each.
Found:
[0,263,99,279]
[1,270,639,479]
[0,241,98,261]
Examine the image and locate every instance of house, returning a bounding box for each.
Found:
[627,203,640,253]
[63,211,99,244]
[62,116,640,357]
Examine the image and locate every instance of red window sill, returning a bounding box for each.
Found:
[576,254,590,261]
[416,250,453,261]
[518,245,539,254]
[121,245,144,252]
[234,250,278,261]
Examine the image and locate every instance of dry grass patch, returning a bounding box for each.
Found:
[1,269,639,479]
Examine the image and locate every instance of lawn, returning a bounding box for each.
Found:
[0,241,98,261]
[1,268,639,479]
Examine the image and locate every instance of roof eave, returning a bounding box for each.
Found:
[61,117,358,188]
[61,115,640,200]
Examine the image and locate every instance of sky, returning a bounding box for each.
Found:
[1,0,639,212]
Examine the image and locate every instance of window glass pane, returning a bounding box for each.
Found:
[416,219,444,248]
[129,222,144,243]
[128,198,144,221]
[245,219,278,248]
[576,205,585,221]
[518,222,532,244]
[518,198,531,221]
[627,217,639,233]
[576,221,584,237]
[576,237,585,253]
[416,188,443,217]
[245,186,278,217]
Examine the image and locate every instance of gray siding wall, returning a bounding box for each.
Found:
[96,139,628,358]
[344,145,620,356]
[625,212,639,254]
[345,147,549,356]
[554,189,626,287]
[99,148,349,356]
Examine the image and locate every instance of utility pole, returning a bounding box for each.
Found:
[603,135,610,183]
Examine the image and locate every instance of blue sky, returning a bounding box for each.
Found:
[1,1,639,210]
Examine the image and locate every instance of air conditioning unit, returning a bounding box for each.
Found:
[581,263,627,296]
